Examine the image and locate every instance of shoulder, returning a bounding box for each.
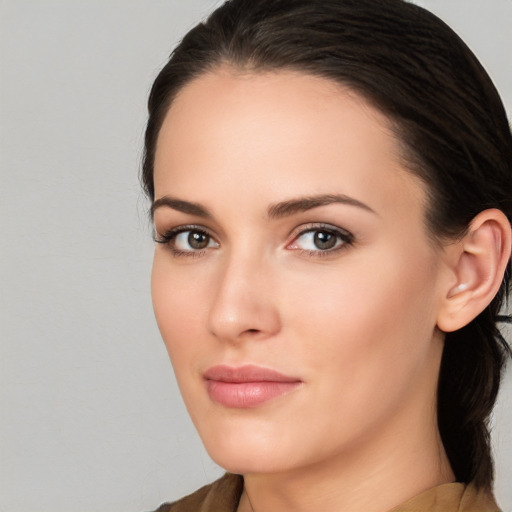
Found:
[149,473,244,512]
[389,481,501,512]
[459,482,501,512]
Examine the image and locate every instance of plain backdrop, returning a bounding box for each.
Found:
[1,1,511,511]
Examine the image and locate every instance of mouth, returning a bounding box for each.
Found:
[203,365,302,408]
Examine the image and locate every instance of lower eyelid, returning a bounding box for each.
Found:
[156,224,353,258]
[171,248,208,258]
[155,226,220,257]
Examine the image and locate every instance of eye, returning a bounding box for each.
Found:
[155,226,219,256]
[174,230,215,251]
[287,225,353,254]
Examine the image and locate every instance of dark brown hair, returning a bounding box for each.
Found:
[142,0,512,489]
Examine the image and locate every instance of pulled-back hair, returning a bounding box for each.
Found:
[142,0,512,489]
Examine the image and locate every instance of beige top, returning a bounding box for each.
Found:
[152,473,501,512]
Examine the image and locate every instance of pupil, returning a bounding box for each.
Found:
[188,231,209,249]
[314,231,336,250]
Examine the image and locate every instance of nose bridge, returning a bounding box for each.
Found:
[207,244,280,342]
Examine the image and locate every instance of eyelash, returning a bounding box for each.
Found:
[154,225,216,258]
[154,223,354,258]
[288,223,354,257]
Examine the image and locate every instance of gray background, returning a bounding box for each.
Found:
[1,1,511,511]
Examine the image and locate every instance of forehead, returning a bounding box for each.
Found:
[153,68,427,221]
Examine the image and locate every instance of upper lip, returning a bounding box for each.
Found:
[203,364,301,383]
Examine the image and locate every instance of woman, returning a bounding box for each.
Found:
[142,0,512,510]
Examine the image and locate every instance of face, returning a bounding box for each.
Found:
[151,69,449,476]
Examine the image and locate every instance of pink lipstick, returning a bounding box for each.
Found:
[204,365,302,408]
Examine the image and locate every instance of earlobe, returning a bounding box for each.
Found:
[437,209,511,333]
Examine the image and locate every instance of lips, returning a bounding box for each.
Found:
[204,365,302,408]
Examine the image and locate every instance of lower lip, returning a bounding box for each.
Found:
[206,380,301,408]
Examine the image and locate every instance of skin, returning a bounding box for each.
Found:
[151,68,457,512]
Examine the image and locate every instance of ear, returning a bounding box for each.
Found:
[437,209,511,333]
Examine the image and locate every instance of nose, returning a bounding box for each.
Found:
[207,252,281,343]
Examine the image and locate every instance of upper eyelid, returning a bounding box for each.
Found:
[286,223,354,252]
[154,226,220,257]
[155,224,215,237]
[153,225,218,248]
[288,222,353,239]
[154,222,353,246]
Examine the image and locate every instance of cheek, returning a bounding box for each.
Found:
[283,244,440,395]
[151,254,209,366]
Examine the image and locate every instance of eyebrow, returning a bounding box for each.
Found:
[151,196,212,218]
[151,193,376,219]
[267,194,377,219]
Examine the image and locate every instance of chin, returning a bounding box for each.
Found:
[196,419,299,475]
[208,448,289,476]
